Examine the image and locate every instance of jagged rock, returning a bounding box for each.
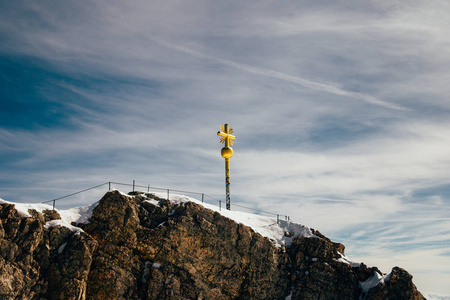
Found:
[42,209,61,222]
[46,229,97,300]
[83,191,289,299]
[0,191,426,299]
[0,203,97,299]
[364,267,425,300]
[288,231,358,299]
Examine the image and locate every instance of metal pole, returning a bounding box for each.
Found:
[225,158,231,210]
[219,200,222,211]
[148,185,150,192]
[133,180,135,192]
[218,123,235,211]
[109,182,111,191]
[277,214,279,225]
[202,193,204,203]
[167,189,170,200]
[53,200,55,211]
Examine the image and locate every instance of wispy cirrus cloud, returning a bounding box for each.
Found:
[150,36,407,111]
[1,0,450,296]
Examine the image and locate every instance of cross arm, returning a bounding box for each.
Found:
[217,131,236,140]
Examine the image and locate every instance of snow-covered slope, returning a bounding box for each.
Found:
[1,190,314,247]
[150,191,316,247]
[0,197,98,234]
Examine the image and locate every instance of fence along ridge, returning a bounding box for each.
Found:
[42,180,290,223]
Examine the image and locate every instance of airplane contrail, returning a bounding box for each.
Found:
[151,37,407,111]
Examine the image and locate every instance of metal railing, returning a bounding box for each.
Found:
[42,180,290,223]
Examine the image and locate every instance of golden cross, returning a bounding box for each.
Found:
[217,124,236,148]
[217,123,235,210]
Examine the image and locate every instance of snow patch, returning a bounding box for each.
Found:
[151,191,315,247]
[143,199,160,207]
[43,201,99,234]
[0,198,53,217]
[117,190,133,198]
[152,262,162,269]
[335,252,361,268]
[45,220,84,235]
[360,271,392,293]
[62,201,99,225]
[2,190,315,248]
[0,197,99,234]
[58,242,67,254]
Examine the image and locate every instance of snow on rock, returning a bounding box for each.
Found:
[0,198,54,218]
[58,242,68,254]
[360,270,392,293]
[151,192,315,246]
[2,190,314,247]
[0,197,99,234]
[143,199,160,207]
[152,263,162,269]
[44,202,99,234]
[117,190,133,198]
[44,219,84,234]
[335,252,361,267]
[61,201,99,224]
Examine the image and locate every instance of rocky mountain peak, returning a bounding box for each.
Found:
[0,190,425,299]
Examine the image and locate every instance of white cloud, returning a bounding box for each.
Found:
[1,0,450,296]
[232,120,450,199]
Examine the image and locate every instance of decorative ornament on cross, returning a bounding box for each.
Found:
[217,124,235,210]
[217,124,235,158]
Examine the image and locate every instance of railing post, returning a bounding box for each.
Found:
[167,189,170,200]
[109,182,111,191]
[53,200,55,211]
[133,180,135,192]
[277,214,279,225]
[219,200,221,211]
[202,193,204,203]
[148,185,150,192]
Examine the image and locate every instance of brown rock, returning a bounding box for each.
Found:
[364,267,425,300]
[0,203,97,299]
[0,191,427,300]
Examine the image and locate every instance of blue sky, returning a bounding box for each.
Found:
[1,0,450,297]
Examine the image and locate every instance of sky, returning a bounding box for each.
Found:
[1,0,449,297]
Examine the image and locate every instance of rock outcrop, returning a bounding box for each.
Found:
[0,191,425,299]
[0,203,97,299]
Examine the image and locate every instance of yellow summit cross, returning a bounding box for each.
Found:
[217,124,235,210]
